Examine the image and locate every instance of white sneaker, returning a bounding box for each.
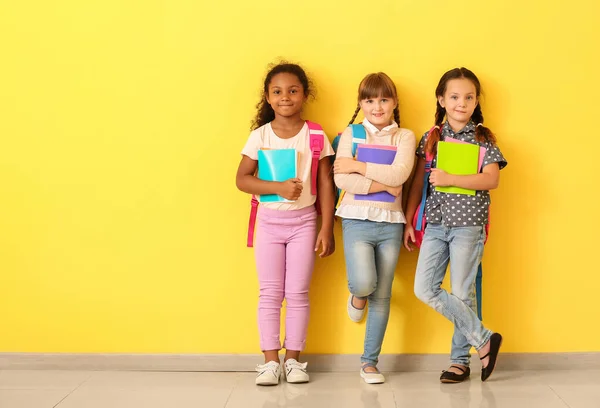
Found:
[255,361,281,386]
[360,365,385,384]
[284,359,309,383]
[348,294,366,323]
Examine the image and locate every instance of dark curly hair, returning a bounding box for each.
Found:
[251,62,315,130]
[425,67,497,154]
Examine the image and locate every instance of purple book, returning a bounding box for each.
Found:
[355,144,397,203]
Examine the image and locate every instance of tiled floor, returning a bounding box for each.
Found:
[0,369,598,408]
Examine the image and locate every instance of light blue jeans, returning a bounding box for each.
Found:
[342,218,403,365]
[414,223,492,367]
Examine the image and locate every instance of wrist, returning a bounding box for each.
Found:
[274,181,284,195]
[319,224,334,235]
[448,174,458,187]
[356,161,367,175]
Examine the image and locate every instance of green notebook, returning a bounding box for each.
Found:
[435,141,479,196]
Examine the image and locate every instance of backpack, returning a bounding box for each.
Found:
[412,131,489,319]
[246,121,324,247]
[331,124,368,206]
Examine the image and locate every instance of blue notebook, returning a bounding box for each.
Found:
[355,144,397,203]
[257,149,297,203]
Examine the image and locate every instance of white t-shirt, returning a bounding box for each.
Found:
[241,122,334,211]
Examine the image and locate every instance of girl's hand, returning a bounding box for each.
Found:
[315,228,335,258]
[429,168,452,187]
[278,178,303,201]
[403,224,416,252]
[387,185,402,197]
[333,158,358,174]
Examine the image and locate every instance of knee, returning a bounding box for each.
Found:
[452,288,473,304]
[414,280,437,305]
[259,288,284,305]
[284,289,309,307]
[349,276,376,298]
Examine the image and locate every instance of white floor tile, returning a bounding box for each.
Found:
[0,369,596,408]
[225,373,397,408]
[388,371,570,408]
[547,384,600,408]
[82,370,239,388]
[0,389,72,408]
[56,387,232,408]
[0,370,91,390]
[56,371,237,408]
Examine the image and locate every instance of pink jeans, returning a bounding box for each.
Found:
[255,206,317,352]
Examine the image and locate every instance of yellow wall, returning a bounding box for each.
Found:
[1,0,599,354]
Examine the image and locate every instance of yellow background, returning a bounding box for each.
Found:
[1,0,598,354]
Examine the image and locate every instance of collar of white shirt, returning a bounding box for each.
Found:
[362,118,398,134]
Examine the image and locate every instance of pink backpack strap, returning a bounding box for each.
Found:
[247,196,259,247]
[424,125,438,166]
[306,121,324,195]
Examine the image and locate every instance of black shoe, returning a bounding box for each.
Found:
[481,333,503,381]
[440,365,470,383]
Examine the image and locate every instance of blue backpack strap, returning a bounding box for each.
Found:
[349,124,366,157]
[415,152,434,232]
[476,262,483,320]
[332,133,341,153]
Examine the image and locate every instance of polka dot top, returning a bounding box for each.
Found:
[416,121,507,227]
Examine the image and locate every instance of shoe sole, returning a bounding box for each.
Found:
[286,379,309,384]
[440,377,469,384]
[360,373,385,384]
[256,374,280,386]
[285,372,309,384]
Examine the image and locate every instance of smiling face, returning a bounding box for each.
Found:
[265,72,306,120]
[359,96,397,130]
[356,72,399,130]
[438,78,478,131]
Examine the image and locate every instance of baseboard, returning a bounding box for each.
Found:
[1,352,599,372]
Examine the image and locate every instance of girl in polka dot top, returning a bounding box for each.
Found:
[404,67,507,384]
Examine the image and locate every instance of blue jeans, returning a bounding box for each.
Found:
[342,219,403,365]
[414,223,492,366]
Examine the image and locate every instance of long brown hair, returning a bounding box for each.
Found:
[348,72,400,126]
[425,67,497,154]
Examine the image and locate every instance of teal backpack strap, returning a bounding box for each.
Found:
[349,124,367,157]
[476,263,483,320]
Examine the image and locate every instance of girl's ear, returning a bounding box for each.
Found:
[265,93,271,105]
[437,95,445,108]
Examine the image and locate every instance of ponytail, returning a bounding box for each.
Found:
[348,104,360,125]
[472,105,497,145]
[425,102,446,154]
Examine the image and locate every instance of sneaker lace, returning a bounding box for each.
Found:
[286,360,307,372]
